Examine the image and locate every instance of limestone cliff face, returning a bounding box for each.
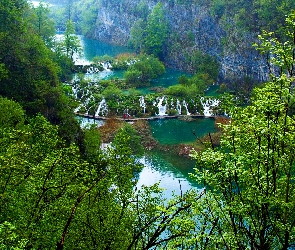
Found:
[92,0,268,83]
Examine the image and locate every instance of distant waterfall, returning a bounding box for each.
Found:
[201,98,220,116]
[95,98,108,116]
[139,96,146,114]
[182,100,191,115]
[155,96,168,116]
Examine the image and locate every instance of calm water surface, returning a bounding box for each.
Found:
[137,150,200,198]
[81,36,133,60]
[149,117,216,145]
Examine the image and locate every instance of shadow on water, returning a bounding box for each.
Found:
[137,68,192,94]
[205,85,220,97]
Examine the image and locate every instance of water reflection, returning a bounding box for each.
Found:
[137,150,199,198]
[81,36,133,60]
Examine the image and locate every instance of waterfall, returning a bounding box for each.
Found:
[86,66,101,74]
[182,100,191,115]
[102,62,112,71]
[95,98,108,116]
[72,86,78,99]
[176,99,182,114]
[201,98,220,117]
[139,96,146,114]
[156,96,167,116]
[74,106,80,113]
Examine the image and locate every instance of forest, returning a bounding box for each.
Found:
[0,0,295,249]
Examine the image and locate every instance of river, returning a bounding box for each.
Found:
[76,36,215,196]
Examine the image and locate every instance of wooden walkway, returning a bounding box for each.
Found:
[75,113,215,121]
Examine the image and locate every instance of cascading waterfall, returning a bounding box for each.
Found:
[176,99,182,114]
[156,96,168,116]
[86,66,100,74]
[95,98,108,116]
[72,86,78,99]
[182,100,191,115]
[201,97,220,117]
[75,97,91,114]
[139,96,146,114]
[170,98,175,112]
[102,62,112,71]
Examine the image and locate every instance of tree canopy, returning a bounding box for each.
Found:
[0,0,80,142]
[128,2,169,59]
[1,0,295,248]
[190,11,295,249]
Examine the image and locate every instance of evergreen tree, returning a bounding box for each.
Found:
[144,3,168,58]
[0,0,80,142]
[63,19,82,60]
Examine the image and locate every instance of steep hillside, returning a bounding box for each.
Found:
[67,0,292,83]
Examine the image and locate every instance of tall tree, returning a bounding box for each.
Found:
[28,1,56,46]
[144,2,168,58]
[63,19,82,60]
[0,109,195,249]
[0,0,80,142]
[128,18,146,53]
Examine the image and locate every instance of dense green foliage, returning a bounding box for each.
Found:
[0,97,25,129]
[211,0,294,37]
[62,20,82,60]
[124,55,165,87]
[185,50,220,78]
[0,100,195,249]
[28,1,56,46]
[2,0,295,248]
[191,11,295,249]
[0,0,79,142]
[165,73,216,98]
[128,2,169,58]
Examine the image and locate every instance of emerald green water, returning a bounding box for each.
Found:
[149,117,216,145]
[137,68,191,94]
[137,150,201,197]
[81,36,133,60]
[205,85,220,97]
[78,36,212,193]
[80,36,189,91]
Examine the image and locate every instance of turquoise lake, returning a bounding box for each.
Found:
[79,36,190,93]
[77,36,213,194]
[149,117,216,145]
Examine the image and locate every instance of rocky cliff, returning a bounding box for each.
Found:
[91,0,268,83]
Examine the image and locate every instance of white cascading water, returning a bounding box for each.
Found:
[156,96,167,116]
[86,66,100,74]
[74,106,80,113]
[95,98,108,116]
[72,86,78,99]
[170,98,175,112]
[176,99,182,114]
[201,97,220,116]
[182,100,191,115]
[139,96,146,114]
[75,97,90,114]
[102,62,112,71]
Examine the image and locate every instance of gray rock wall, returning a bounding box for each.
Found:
[92,0,268,83]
